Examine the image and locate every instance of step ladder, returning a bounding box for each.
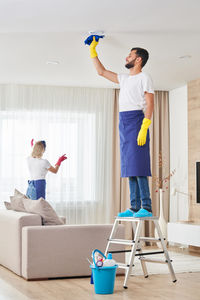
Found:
[105,216,177,288]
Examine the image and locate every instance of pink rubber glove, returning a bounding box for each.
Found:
[31,139,34,147]
[55,154,67,166]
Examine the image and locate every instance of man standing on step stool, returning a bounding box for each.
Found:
[87,36,154,218]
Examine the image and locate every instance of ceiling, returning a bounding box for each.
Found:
[0,0,200,90]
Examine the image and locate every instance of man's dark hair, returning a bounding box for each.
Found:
[131,47,149,68]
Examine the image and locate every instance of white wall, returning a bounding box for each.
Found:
[169,85,188,222]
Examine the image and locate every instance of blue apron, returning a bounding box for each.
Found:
[26,179,46,200]
[119,110,151,177]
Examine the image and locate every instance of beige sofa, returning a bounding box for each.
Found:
[0,209,124,280]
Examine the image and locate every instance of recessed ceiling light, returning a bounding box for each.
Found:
[88,30,105,36]
[178,55,191,59]
[46,60,60,65]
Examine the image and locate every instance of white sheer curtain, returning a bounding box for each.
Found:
[0,84,114,224]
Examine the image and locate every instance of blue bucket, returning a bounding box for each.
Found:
[90,249,118,294]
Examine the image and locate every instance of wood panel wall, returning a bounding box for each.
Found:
[188,78,200,222]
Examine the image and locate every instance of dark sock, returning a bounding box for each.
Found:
[130,208,139,213]
[143,207,152,213]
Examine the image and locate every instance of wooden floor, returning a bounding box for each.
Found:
[0,247,200,300]
[0,265,200,300]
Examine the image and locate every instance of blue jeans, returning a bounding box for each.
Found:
[26,179,46,200]
[129,176,152,212]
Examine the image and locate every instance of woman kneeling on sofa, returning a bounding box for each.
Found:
[26,140,67,200]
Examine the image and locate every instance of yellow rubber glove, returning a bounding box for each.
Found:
[137,118,151,146]
[90,36,99,58]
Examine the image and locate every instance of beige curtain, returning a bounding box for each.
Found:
[111,90,170,238]
[149,91,170,234]
[110,90,131,238]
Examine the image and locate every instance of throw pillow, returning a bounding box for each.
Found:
[23,197,64,225]
[4,201,12,210]
[14,189,28,199]
[10,195,27,212]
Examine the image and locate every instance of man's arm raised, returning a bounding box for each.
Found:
[89,36,119,84]
[92,57,119,83]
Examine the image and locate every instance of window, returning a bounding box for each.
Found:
[0,110,96,206]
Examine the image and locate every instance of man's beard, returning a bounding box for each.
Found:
[125,58,136,69]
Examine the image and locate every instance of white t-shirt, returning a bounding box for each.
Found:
[117,72,154,112]
[27,156,51,180]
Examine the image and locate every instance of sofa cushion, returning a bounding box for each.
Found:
[23,197,64,225]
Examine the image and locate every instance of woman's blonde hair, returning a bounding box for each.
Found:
[31,141,46,158]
